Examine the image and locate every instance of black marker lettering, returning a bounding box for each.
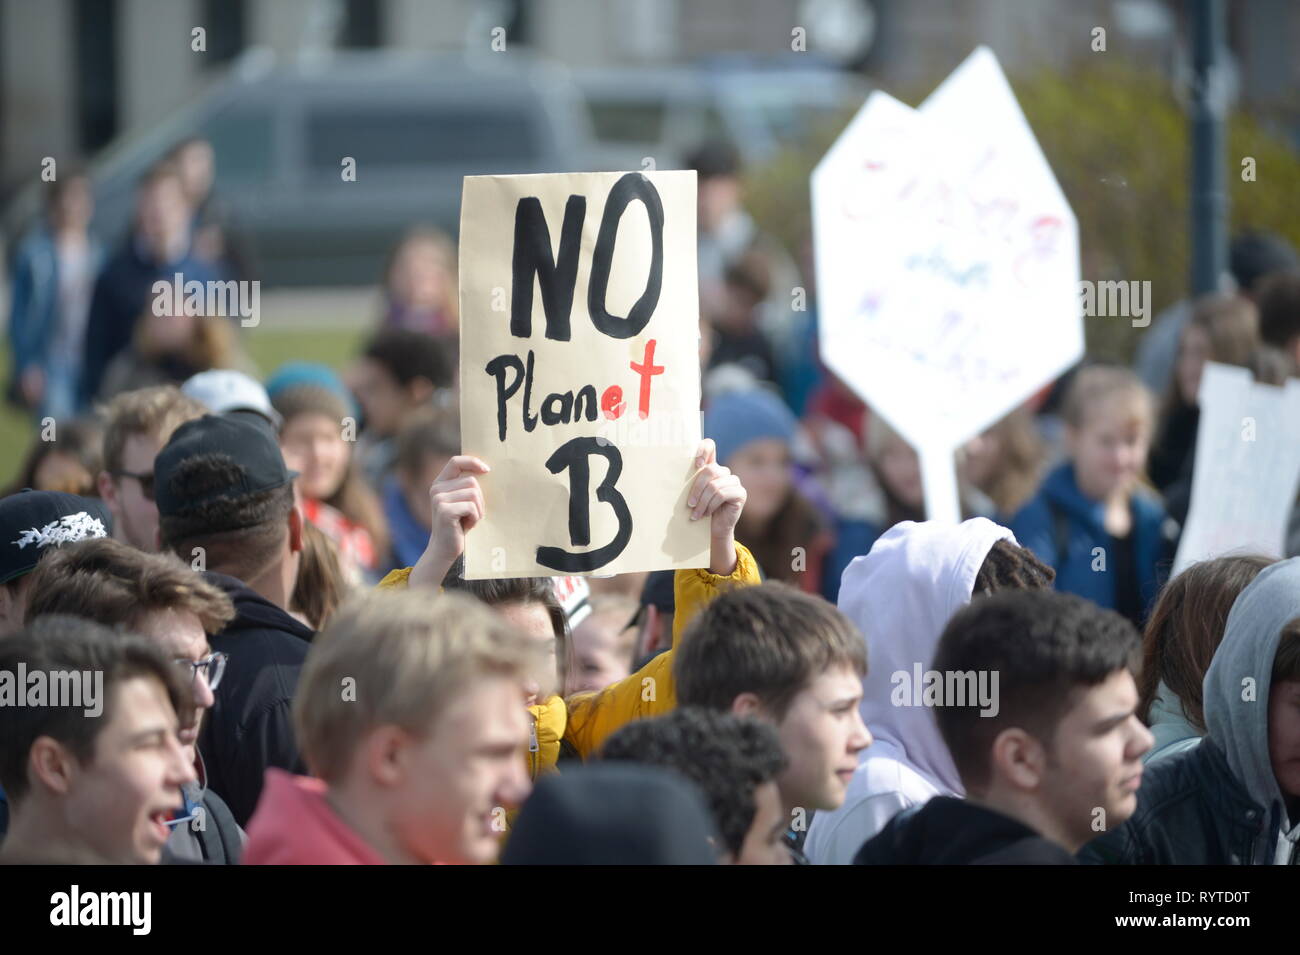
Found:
[485,354,525,442]
[511,194,586,341]
[587,173,664,340]
[536,437,632,572]
[573,384,598,422]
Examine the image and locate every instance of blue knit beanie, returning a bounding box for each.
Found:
[703,388,797,466]
[265,362,358,420]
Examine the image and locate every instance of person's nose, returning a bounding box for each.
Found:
[167,735,198,787]
[849,709,873,754]
[193,671,215,710]
[1130,717,1155,760]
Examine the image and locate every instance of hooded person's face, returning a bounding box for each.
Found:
[1268,678,1300,804]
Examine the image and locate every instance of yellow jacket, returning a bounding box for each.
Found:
[377,543,760,777]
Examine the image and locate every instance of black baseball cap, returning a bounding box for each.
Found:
[0,490,112,585]
[154,413,298,520]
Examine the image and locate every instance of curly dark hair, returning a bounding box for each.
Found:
[972,538,1056,598]
[933,590,1141,794]
[599,707,786,859]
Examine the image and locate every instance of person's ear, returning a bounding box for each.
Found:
[990,727,1046,792]
[365,725,408,789]
[635,605,657,659]
[96,470,117,508]
[288,505,304,554]
[406,377,435,407]
[730,692,765,720]
[647,613,673,655]
[29,736,77,796]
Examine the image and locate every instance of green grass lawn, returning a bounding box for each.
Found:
[0,326,368,489]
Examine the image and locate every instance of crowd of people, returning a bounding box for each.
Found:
[1,137,1298,866]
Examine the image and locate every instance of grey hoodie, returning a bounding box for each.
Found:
[1143,680,1202,764]
[1203,557,1300,864]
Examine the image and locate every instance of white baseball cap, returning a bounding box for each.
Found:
[182,370,282,429]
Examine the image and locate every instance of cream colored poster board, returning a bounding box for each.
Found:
[459,171,709,578]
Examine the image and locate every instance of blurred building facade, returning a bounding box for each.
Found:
[2,0,1297,202]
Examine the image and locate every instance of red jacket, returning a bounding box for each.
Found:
[243,769,386,865]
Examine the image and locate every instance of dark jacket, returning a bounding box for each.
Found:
[78,236,221,405]
[1079,558,1300,865]
[1006,462,1167,620]
[1078,740,1281,865]
[1147,403,1198,494]
[197,572,313,828]
[854,797,1077,865]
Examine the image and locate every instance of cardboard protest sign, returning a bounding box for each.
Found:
[1172,362,1300,575]
[812,46,1083,522]
[459,171,710,579]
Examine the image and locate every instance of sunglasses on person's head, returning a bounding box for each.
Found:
[112,469,155,501]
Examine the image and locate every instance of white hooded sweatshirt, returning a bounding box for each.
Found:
[805,518,1017,865]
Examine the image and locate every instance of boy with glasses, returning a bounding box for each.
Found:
[25,537,244,863]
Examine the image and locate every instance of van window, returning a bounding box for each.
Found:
[305,106,541,171]
[748,90,844,143]
[587,99,667,144]
[203,109,276,183]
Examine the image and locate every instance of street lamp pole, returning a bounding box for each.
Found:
[1190,0,1229,296]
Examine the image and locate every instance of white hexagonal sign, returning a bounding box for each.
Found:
[812,46,1083,522]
